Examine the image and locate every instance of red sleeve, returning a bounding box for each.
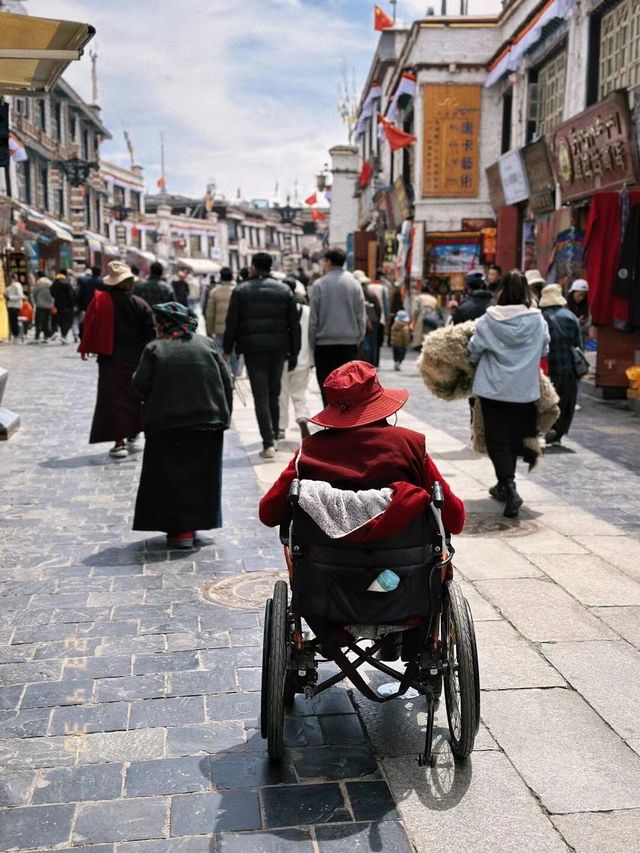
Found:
[258,457,297,527]
[424,455,465,534]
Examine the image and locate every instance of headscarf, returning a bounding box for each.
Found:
[152,301,198,339]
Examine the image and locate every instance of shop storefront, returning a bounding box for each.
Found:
[550,90,640,392]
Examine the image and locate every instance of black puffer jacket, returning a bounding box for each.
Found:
[223,275,301,357]
[453,290,493,325]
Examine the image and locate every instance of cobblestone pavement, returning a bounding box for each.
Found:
[2,339,640,852]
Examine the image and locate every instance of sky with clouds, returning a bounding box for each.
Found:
[27,0,501,202]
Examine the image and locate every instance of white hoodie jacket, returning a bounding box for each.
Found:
[468,304,549,403]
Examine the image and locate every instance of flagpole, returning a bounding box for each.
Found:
[390,0,397,22]
[160,132,166,193]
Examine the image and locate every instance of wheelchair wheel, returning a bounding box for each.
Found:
[262,580,289,761]
[443,580,480,759]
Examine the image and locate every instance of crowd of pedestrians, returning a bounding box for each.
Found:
[1,246,592,542]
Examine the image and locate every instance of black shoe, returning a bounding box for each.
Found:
[376,633,401,662]
[489,482,507,502]
[503,480,523,518]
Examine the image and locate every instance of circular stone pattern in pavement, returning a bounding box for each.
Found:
[202,571,289,610]
[462,513,539,538]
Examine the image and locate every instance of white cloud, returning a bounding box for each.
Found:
[27,0,375,200]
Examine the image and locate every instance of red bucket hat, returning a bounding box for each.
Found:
[310,361,409,429]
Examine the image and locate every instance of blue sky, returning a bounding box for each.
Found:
[27,0,500,202]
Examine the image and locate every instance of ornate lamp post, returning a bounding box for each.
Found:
[53,155,99,271]
[276,195,297,273]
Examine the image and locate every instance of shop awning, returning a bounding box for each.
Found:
[19,204,73,242]
[176,257,221,276]
[84,230,121,257]
[126,247,156,263]
[0,11,95,96]
[103,242,121,258]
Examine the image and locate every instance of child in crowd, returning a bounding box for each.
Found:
[390,310,411,371]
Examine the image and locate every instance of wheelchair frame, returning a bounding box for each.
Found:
[260,480,481,767]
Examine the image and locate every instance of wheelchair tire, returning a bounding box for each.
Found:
[443,580,479,759]
[465,597,481,735]
[266,580,288,761]
[260,598,273,740]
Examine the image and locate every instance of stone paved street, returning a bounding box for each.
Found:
[2,340,640,852]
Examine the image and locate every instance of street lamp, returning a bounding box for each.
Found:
[316,163,331,192]
[276,194,298,272]
[54,155,98,187]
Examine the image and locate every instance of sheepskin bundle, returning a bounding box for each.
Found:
[418,321,476,400]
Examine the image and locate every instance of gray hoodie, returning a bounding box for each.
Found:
[468,304,549,403]
[309,267,366,348]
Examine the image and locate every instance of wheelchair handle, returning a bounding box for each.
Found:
[289,478,301,504]
[432,481,444,509]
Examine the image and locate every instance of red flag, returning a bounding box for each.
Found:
[304,192,317,206]
[374,5,393,31]
[378,115,417,151]
[156,176,166,190]
[311,209,326,221]
[358,160,374,188]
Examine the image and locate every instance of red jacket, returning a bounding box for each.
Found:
[259,422,465,535]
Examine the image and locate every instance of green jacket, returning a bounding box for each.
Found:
[132,335,232,434]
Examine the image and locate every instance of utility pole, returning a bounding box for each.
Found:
[89,47,98,106]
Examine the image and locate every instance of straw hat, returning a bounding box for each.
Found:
[539,284,567,308]
[103,260,134,287]
[525,269,546,287]
[310,361,408,430]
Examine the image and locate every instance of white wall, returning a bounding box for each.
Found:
[328,146,360,250]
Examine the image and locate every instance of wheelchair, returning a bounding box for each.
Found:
[260,479,481,767]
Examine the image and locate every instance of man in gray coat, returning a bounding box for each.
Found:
[309,248,366,402]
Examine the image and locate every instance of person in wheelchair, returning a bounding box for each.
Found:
[260,360,464,656]
[259,360,464,538]
[258,361,477,766]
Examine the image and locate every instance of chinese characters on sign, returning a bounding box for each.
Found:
[522,139,555,214]
[551,91,639,202]
[422,85,481,198]
[498,150,529,205]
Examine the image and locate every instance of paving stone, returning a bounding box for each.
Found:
[99,635,166,656]
[281,688,353,719]
[171,789,261,835]
[529,553,640,606]
[79,728,166,764]
[236,668,261,691]
[166,630,230,653]
[261,783,351,828]
[207,691,261,722]
[167,670,237,697]
[63,654,132,680]
[117,840,212,852]
[126,756,211,796]
[475,578,617,642]
[133,651,200,675]
[0,770,35,806]
[95,674,166,703]
[0,735,77,768]
[74,797,168,844]
[352,683,497,757]
[49,702,129,736]
[541,640,640,739]
[283,715,325,747]
[552,810,640,853]
[384,749,568,853]
[200,646,262,669]
[581,535,640,582]
[457,579,500,621]
[482,688,640,813]
[0,658,63,685]
[591,606,640,648]
[229,627,262,646]
[453,537,541,580]
[210,752,296,789]
[33,762,123,803]
[12,622,78,644]
[166,721,244,756]
[0,707,51,738]
[315,821,413,851]
[218,829,315,852]
[318,714,367,746]
[22,678,95,708]
[475,621,565,690]
[129,696,205,730]
[345,780,398,822]
[293,745,379,781]
[0,803,75,850]
[51,607,112,624]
